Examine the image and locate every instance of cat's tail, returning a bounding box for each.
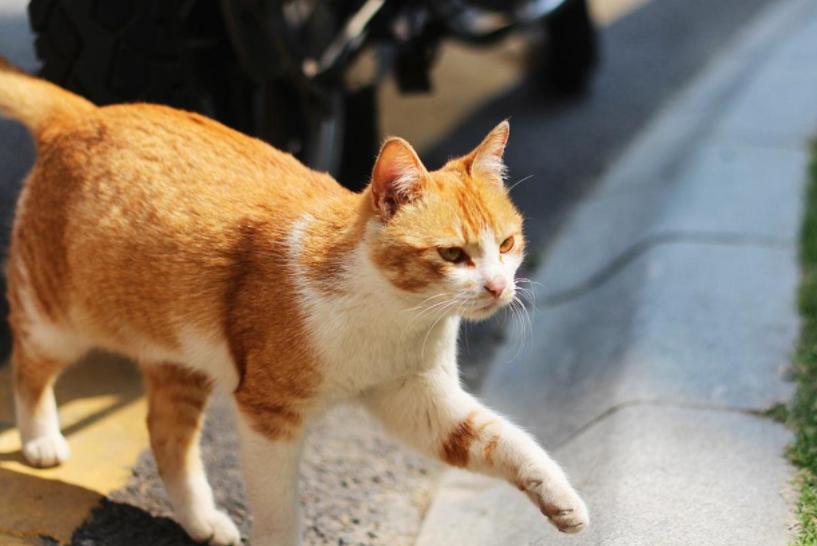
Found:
[0,56,94,137]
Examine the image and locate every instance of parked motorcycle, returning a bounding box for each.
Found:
[28,0,598,188]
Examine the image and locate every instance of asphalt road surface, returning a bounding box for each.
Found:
[0,0,775,544]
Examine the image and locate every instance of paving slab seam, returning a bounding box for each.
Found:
[552,398,782,452]
[538,229,794,306]
[712,135,815,153]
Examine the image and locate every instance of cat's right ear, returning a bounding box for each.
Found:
[370,137,428,221]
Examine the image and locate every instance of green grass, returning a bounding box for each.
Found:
[789,141,817,545]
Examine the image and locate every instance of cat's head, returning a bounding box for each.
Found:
[365,121,524,321]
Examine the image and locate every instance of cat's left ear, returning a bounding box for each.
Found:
[465,120,510,187]
[370,137,429,220]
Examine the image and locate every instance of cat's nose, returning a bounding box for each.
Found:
[484,278,507,298]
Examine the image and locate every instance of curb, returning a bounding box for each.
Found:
[416,0,817,544]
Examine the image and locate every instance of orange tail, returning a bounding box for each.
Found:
[0,56,94,136]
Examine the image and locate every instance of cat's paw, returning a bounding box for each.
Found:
[183,509,241,546]
[22,432,70,468]
[519,477,589,534]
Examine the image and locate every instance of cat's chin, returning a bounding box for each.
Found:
[460,301,507,322]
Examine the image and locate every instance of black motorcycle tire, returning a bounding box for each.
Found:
[27,0,377,185]
[28,0,238,115]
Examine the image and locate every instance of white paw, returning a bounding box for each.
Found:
[520,477,589,534]
[22,433,70,468]
[183,509,241,546]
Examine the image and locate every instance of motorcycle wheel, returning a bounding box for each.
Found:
[27,0,377,187]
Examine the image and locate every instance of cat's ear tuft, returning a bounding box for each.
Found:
[370,137,428,220]
[466,120,510,186]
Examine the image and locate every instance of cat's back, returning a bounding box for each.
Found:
[9,101,353,341]
[36,102,344,214]
[14,100,349,280]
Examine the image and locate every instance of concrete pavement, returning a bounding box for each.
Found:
[417,0,817,544]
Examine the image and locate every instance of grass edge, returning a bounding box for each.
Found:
[788,139,817,545]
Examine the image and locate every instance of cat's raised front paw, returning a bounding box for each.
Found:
[519,477,589,534]
[183,509,241,546]
[22,432,70,468]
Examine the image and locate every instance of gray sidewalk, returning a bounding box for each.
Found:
[417,0,817,544]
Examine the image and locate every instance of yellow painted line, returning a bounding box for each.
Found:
[381,0,653,151]
[0,354,148,543]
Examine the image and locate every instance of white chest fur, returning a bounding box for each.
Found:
[289,221,460,400]
[304,287,460,399]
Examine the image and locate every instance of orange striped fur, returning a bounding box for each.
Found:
[0,58,588,545]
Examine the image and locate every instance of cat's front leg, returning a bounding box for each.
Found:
[234,405,304,546]
[362,366,588,534]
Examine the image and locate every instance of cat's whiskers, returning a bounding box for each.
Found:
[420,298,463,359]
[514,286,537,310]
[430,297,473,359]
[506,299,524,362]
[408,296,461,326]
[517,295,533,336]
[505,294,533,363]
[401,293,448,314]
[515,277,542,300]
[507,174,534,193]
[409,294,454,324]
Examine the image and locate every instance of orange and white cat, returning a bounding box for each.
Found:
[0,58,587,545]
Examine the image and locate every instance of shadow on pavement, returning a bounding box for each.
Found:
[0,353,143,441]
[73,499,207,546]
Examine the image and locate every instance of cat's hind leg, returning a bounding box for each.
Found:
[142,362,241,546]
[11,326,86,468]
[8,254,90,468]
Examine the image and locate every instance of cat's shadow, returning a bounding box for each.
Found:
[0,467,205,545]
[73,498,211,546]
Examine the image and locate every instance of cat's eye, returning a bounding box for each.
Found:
[499,236,515,253]
[438,247,467,263]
